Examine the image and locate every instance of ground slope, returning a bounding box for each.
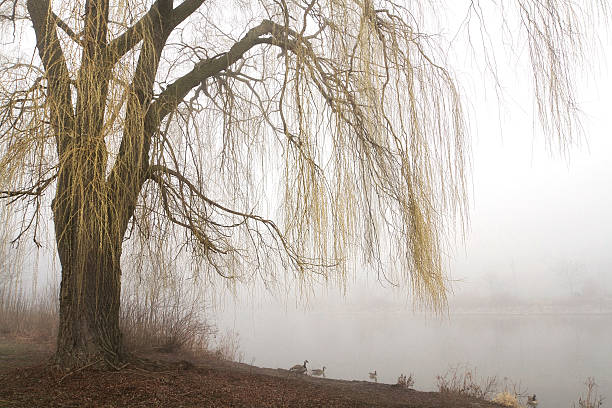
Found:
[0,338,502,408]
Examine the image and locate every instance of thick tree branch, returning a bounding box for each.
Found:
[145,19,278,134]
[106,1,174,227]
[26,0,74,154]
[105,19,283,221]
[106,0,206,65]
[169,0,205,29]
[50,11,82,45]
[70,0,111,187]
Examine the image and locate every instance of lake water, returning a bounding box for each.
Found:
[216,308,611,407]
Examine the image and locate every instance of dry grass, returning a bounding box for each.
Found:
[436,364,497,400]
[574,378,604,408]
[0,275,223,359]
[492,391,521,408]
[120,295,215,356]
[435,365,529,407]
[0,284,58,342]
[438,366,607,408]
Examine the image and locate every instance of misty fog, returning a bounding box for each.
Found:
[2,2,611,407]
[211,18,612,407]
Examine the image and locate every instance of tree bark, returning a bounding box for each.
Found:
[53,196,126,368]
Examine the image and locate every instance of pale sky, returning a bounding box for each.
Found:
[449,27,612,302]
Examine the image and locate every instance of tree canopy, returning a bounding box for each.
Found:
[0,0,607,365]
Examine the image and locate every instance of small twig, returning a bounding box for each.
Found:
[106,360,129,371]
[57,359,102,383]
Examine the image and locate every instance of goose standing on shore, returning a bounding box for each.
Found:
[289,360,309,375]
[311,366,326,377]
[527,395,538,407]
[369,370,377,382]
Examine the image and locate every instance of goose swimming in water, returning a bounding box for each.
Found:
[527,395,538,407]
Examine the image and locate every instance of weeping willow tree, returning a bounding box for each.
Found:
[0,0,605,367]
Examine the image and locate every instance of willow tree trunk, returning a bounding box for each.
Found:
[52,195,126,368]
[28,0,201,369]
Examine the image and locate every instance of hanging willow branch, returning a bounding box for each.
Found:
[0,0,605,314]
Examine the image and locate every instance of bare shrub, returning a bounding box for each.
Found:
[574,378,604,408]
[396,373,415,389]
[1,263,220,359]
[120,295,215,356]
[119,267,217,357]
[436,364,497,400]
[0,223,57,341]
[213,329,243,362]
[0,282,58,342]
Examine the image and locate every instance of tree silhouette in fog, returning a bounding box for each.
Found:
[0,0,605,367]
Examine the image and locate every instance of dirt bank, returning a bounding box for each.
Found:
[0,338,501,407]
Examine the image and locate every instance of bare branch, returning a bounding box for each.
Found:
[146,19,277,128]
[106,0,206,65]
[26,0,74,154]
[50,11,82,45]
[0,173,57,199]
[148,164,326,271]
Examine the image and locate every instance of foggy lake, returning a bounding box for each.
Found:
[218,308,611,407]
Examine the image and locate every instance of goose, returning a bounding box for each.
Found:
[527,395,538,407]
[311,366,326,377]
[289,360,308,375]
[369,370,377,382]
